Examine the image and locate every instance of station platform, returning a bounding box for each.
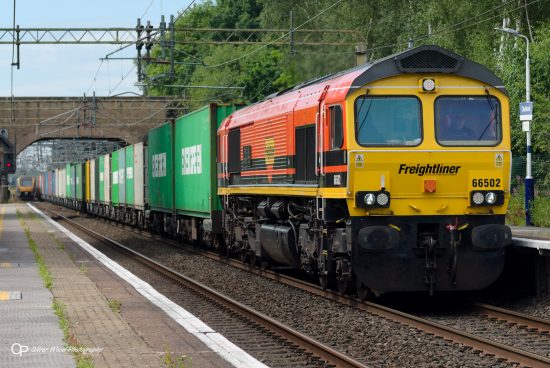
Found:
[511,225,550,251]
[1,203,266,368]
[0,204,74,367]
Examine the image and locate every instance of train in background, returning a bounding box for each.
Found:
[37,45,513,296]
[16,176,38,200]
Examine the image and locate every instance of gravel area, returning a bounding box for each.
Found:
[488,295,550,320]
[42,204,519,368]
[417,309,550,358]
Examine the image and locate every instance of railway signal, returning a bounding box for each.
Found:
[0,133,16,174]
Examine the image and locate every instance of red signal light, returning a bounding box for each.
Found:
[6,163,11,167]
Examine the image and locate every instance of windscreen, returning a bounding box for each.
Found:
[21,177,33,187]
[355,96,422,146]
[435,96,502,146]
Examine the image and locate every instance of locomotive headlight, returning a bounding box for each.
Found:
[364,193,376,206]
[472,192,485,205]
[357,191,391,208]
[376,192,390,206]
[421,78,436,92]
[485,192,497,204]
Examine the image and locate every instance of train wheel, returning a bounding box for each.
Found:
[337,277,351,294]
[249,253,257,266]
[356,280,371,301]
[319,273,329,290]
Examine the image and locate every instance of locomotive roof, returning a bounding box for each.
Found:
[220,45,508,131]
[265,44,508,100]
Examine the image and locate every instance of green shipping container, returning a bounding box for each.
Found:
[99,155,105,202]
[175,104,240,217]
[125,145,135,206]
[76,163,84,200]
[118,147,126,205]
[112,150,119,205]
[65,163,71,199]
[147,122,174,212]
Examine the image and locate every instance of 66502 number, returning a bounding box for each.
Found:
[472,178,500,188]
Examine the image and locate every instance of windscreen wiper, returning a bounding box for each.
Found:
[477,89,497,141]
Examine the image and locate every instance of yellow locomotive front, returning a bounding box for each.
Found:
[16,176,37,200]
[344,48,512,295]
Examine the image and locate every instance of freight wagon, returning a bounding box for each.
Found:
[147,104,240,241]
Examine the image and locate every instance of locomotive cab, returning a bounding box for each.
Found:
[344,48,512,295]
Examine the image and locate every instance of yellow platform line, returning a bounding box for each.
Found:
[0,291,21,301]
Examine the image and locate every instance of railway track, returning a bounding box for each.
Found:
[40,205,367,368]
[473,303,550,334]
[39,203,550,368]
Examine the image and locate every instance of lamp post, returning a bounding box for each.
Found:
[497,27,533,226]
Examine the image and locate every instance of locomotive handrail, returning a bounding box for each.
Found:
[320,109,326,176]
[315,111,319,177]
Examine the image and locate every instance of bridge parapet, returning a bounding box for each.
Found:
[0,96,178,154]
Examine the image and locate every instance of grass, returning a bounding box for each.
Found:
[17,209,95,368]
[79,262,88,275]
[53,300,70,341]
[532,194,550,227]
[54,300,95,368]
[506,186,550,227]
[16,210,53,290]
[506,186,525,226]
[108,299,121,314]
[161,344,190,368]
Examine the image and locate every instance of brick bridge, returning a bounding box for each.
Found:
[0,96,179,154]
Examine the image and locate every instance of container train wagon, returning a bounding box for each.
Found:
[38,45,512,296]
[38,103,239,237]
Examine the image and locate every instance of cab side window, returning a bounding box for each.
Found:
[329,105,343,149]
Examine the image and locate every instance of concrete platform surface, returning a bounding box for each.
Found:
[511,225,550,251]
[511,225,550,239]
[0,204,75,367]
[25,203,269,368]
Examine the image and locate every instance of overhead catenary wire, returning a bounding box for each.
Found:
[109,65,137,96]
[104,0,197,60]
[361,0,537,55]
[202,0,345,68]
[84,0,197,97]
[141,0,156,19]
[418,0,536,42]
[85,59,104,95]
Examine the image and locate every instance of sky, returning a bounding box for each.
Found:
[0,0,190,97]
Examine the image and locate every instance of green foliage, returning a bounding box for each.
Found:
[532,194,550,227]
[162,344,190,368]
[54,300,95,368]
[506,183,525,226]
[108,299,121,314]
[143,0,550,157]
[16,210,53,290]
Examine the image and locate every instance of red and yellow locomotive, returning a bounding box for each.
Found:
[218,45,512,296]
